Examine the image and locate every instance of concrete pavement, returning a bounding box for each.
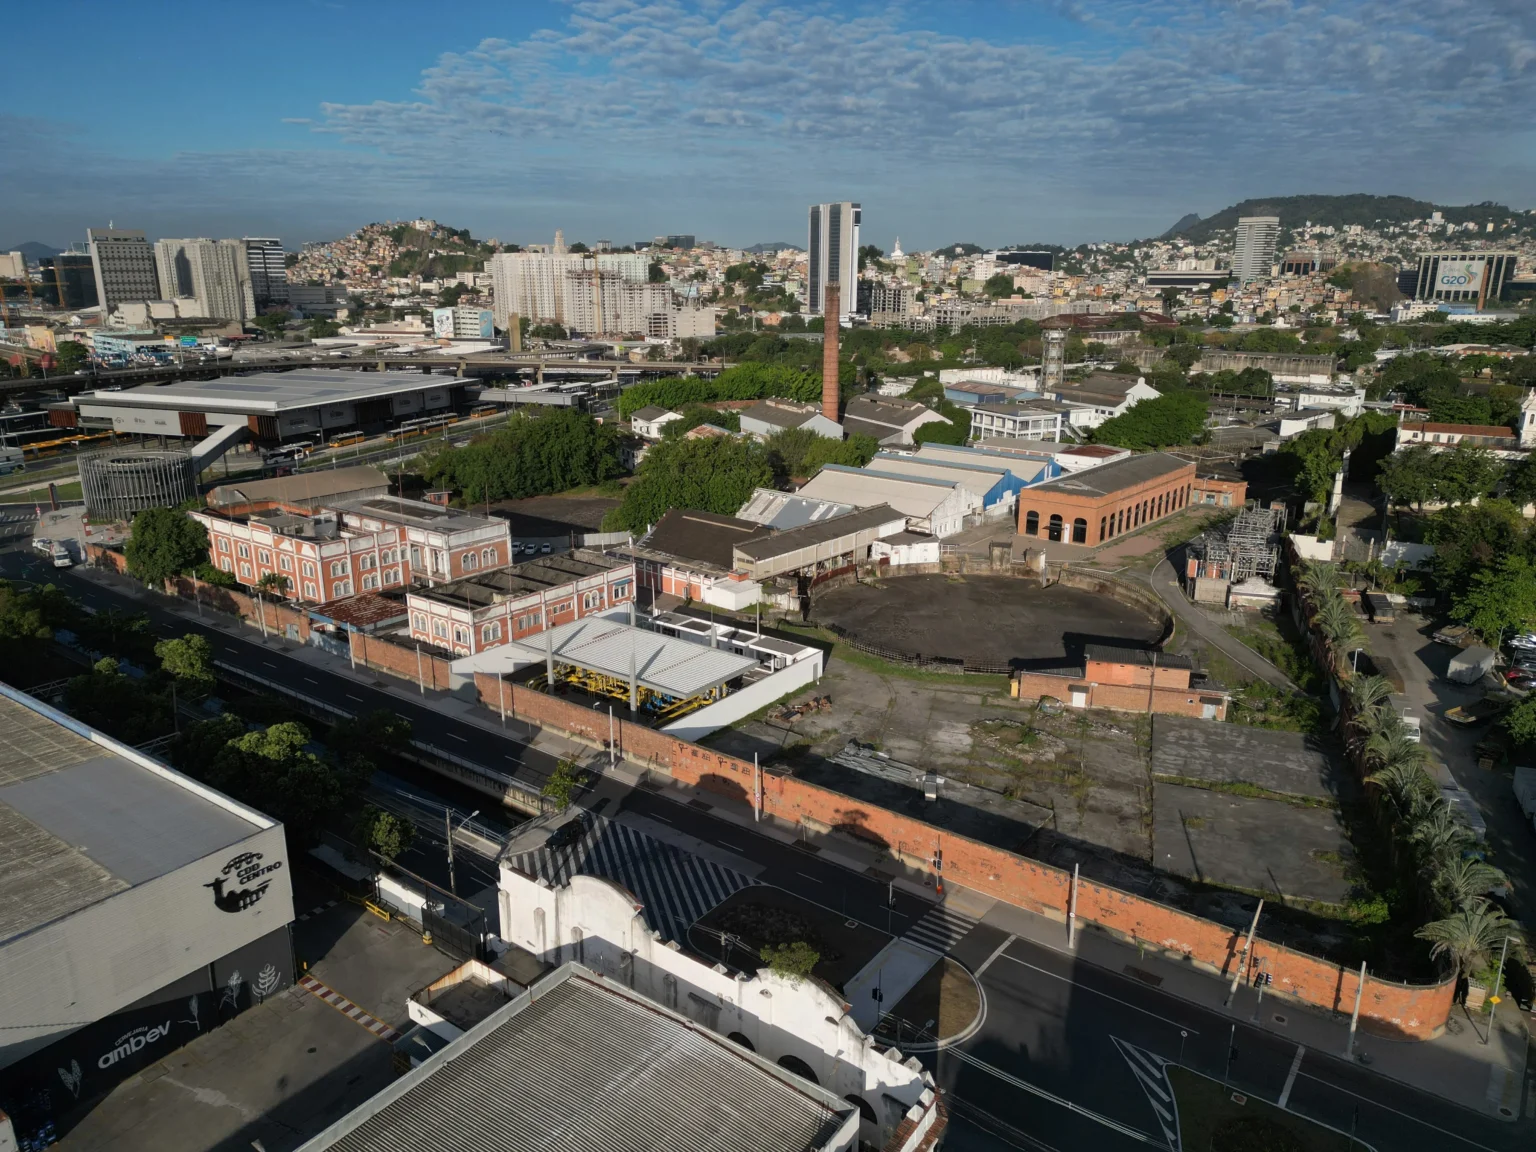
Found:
[1145,553,1300,690]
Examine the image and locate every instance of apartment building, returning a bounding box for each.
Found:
[153,238,246,320]
[87,227,158,311]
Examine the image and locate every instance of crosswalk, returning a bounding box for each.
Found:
[507,816,754,947]
[903,905,979,955]
[1111,1036,1181,1149]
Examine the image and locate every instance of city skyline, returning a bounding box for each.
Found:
[3,0,1533,251]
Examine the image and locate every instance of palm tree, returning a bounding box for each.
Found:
[1345,673,1393,716]
[1408,802,1475,871]
[1296,560,1340,599]
[1363,726,1425,772]
[1311,597,1363,661]
[1432,858,1507,915]
[256,572,290,598]
[1365,759,1435,819]
[1416,901,1524,981]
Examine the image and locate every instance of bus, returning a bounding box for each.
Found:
[327,431,366,449]
[0,447,23,475]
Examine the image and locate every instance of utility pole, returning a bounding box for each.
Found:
[1225,899,1263,1007]
[1068,863,1079,948]
[1484,936,1512,1046]
[1344,960,1367,1058]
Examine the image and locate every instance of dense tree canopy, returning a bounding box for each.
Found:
[125,507,210,587]
[763,428,879,483]
[617,363,823,418]
[423,408,621,500]
[1378,444,1505,510]
[603,435,773,531]
[1090,390,1208,451]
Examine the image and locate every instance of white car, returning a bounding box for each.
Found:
[540,542,552,553]
[1509,634,1536,651]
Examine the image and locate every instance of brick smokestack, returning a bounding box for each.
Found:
[821,284,840,422]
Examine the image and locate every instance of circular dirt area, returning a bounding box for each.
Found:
[815,575,1163,665]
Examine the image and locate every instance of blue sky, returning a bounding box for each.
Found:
[3,0,1533,251]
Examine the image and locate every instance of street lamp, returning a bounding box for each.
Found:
[445,808,481,897]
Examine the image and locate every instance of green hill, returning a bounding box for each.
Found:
[1163,195,1526,241]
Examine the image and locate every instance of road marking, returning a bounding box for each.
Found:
[346,693,364,702]
[1295,1070,1498,1150]
[1278,1044,1305,1108]
[446,732,467,742]
[975,933,1017,978]
[503,753,521,763]
[645,811,672,823]
[796,871,822,884]
[716,841,745,852]
[993,951,1200,1035]
[950,1048,1165,1146]
[304,677,318,685]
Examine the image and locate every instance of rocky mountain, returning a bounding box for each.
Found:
[1162,195,1527,242]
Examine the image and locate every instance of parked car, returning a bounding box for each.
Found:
[541,542,552,553]
[1509,633,1536,651]
[545,812,589,850]
[1433,623,1475,647]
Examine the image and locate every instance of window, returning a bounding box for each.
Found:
[481,621,502,643]
[332,580,351,598]
[358,554,375,571]
[463,551,479,571]
[452,625,469,645]
[1024,510,1039,535]
[303,581,317,598]
[1099,516,1106,542]
[257,549,271,566]
[239,562,252,579]
[1047,514,1063,543]
[385,567,401,583]
[432,619,448,639]
[516,611,543,631]
[410,545,422,568]
[362,574,379,590]
[612,579,631,600]
[237,543,250,559]
[582,589,604,611]
[302,561,316,577]
[279,555,292,571]
[330,560,348,577]
[217,537,229,553]
[481,547,496,566]
[1072,517,1087,544]
[412,613,426,632]
[219,557,232,571]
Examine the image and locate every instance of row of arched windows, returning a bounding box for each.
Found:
[1020,483,1191,545]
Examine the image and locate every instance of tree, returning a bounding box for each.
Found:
[912,403,967,446]
[256,572,290,598]
[352,805,415,861]
[982,273,1015,298]
[1435,444,1504,506]
[1415,903,1524,981]
[53,341,89,372]
[648,260,666,283]
[0,578,70,660]
[253,310,291,338]
[1505,694,1536,744]
[1377,446,1442,511]
[604,433,773,532]
[125,507,209,587]
[1433,858,1506,915]
[307,318,342,339]
[1427,501,1527,608]
[759,941,819,984]
[156,633,215,691]
[424,408,622,501]
[1091,391,1207,451]
[1365,759,1435,821]
[541,757,585,811]
[529,322,568,340]
[1408,802,1475,872]
[204,721,342,848]
[1451,554,1536,645]
[63,657,172,746]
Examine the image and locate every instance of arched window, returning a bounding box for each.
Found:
[1072,517,1088,544]
[845,1094,878,1125]
[1047,514,1064,543]
[727,1031,755,1052]
[1024,510,1039,536]
[1099,516,1107,542]
[778,1054,818,1084]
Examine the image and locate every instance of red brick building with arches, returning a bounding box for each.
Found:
[1017,453,1196,545]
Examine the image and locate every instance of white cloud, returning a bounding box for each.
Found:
[5,1,1532,246]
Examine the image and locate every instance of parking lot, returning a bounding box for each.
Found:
[1365,613,1536,927]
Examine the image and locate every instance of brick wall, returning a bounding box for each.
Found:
[164,575,313,641]
[349,630,456,692]
[84,543,128,574]
[475,672,1452,1038]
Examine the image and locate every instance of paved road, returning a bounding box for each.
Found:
[1145,554,1298,690]
[10,548,1530,1151]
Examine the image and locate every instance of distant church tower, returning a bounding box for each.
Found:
[891,236,904,261]
[1521,389,1536,448]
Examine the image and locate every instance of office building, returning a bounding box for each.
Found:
[0,683,294,1144]
[653,234,696,250]
[1231,216,1280,284]
[38,252,99,309]
[806,201,860,317]
[87,227,158,311]
[153,238,246,320]
[431,305,495,340]
[1410,251,1517,310]
[241,237,289,309]
[993,250,1055,271]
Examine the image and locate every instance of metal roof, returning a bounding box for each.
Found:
[298,966,853,1152]
[733,504,905,561]
[0,685,271,944]
[206,466,389,510]
[80,369,464,415]
[1025,451,1191,498]
[735,487,855,530]
[493,614,757,697]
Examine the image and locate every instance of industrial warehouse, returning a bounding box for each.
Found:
[0,684,294,1142]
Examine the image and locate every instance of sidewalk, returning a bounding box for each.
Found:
[979,892,1530,1121]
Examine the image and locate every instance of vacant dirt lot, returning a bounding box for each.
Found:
[813,575,1164,665]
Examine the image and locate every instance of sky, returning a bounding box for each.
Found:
[3,0,1533,252]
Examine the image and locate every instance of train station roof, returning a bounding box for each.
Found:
[453,612,757,697]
